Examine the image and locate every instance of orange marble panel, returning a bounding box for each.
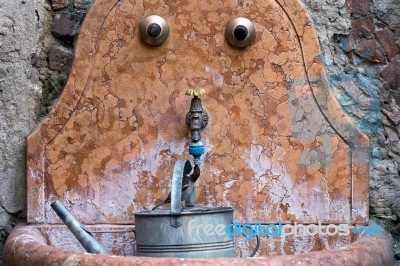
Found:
[27,0,369,224]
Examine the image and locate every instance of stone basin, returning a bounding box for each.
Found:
[4,224,393,265]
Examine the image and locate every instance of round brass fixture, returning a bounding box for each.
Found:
[225,17,256,48]
[139,15,169,46]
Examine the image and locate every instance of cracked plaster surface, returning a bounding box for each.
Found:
[26,0,369,225]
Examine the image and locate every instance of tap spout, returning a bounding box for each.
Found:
[186,95,208,143]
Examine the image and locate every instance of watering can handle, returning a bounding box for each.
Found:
[170,160,192,226]
[249,234,260,257]
[237,226,260,257]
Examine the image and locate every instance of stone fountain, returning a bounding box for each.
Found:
[4,0,393,265]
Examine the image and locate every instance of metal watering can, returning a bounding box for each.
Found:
[134,160,235,258]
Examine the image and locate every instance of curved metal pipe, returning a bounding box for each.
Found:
[51,200,108,254]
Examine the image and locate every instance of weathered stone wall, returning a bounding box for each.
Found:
[0,1,91,265]
[303,0,400,261]
[0,0,47,265]
[0,0,399,264]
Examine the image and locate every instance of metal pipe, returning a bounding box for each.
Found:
[51,200,108,254]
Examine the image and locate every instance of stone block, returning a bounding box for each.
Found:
[381,55,400,90]
[51,12,83,39]
[347,0,370,18]
[51,0,69,10]
[354,38,386,63]
[74,0,93,9]
[47,44,73,71]
[376,29,400,60]
[336,34,355,52]
[351,17,375,38]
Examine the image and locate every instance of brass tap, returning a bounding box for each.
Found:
[186,88,206,97]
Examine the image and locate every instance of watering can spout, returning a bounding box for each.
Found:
[51,200,108,254]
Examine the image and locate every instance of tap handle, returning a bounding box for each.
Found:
[186,88,206,97]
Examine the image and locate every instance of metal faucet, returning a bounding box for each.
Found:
[186,89,208,165]
[152,89,207,210]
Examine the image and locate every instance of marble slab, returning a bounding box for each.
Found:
[26,0,369,224]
